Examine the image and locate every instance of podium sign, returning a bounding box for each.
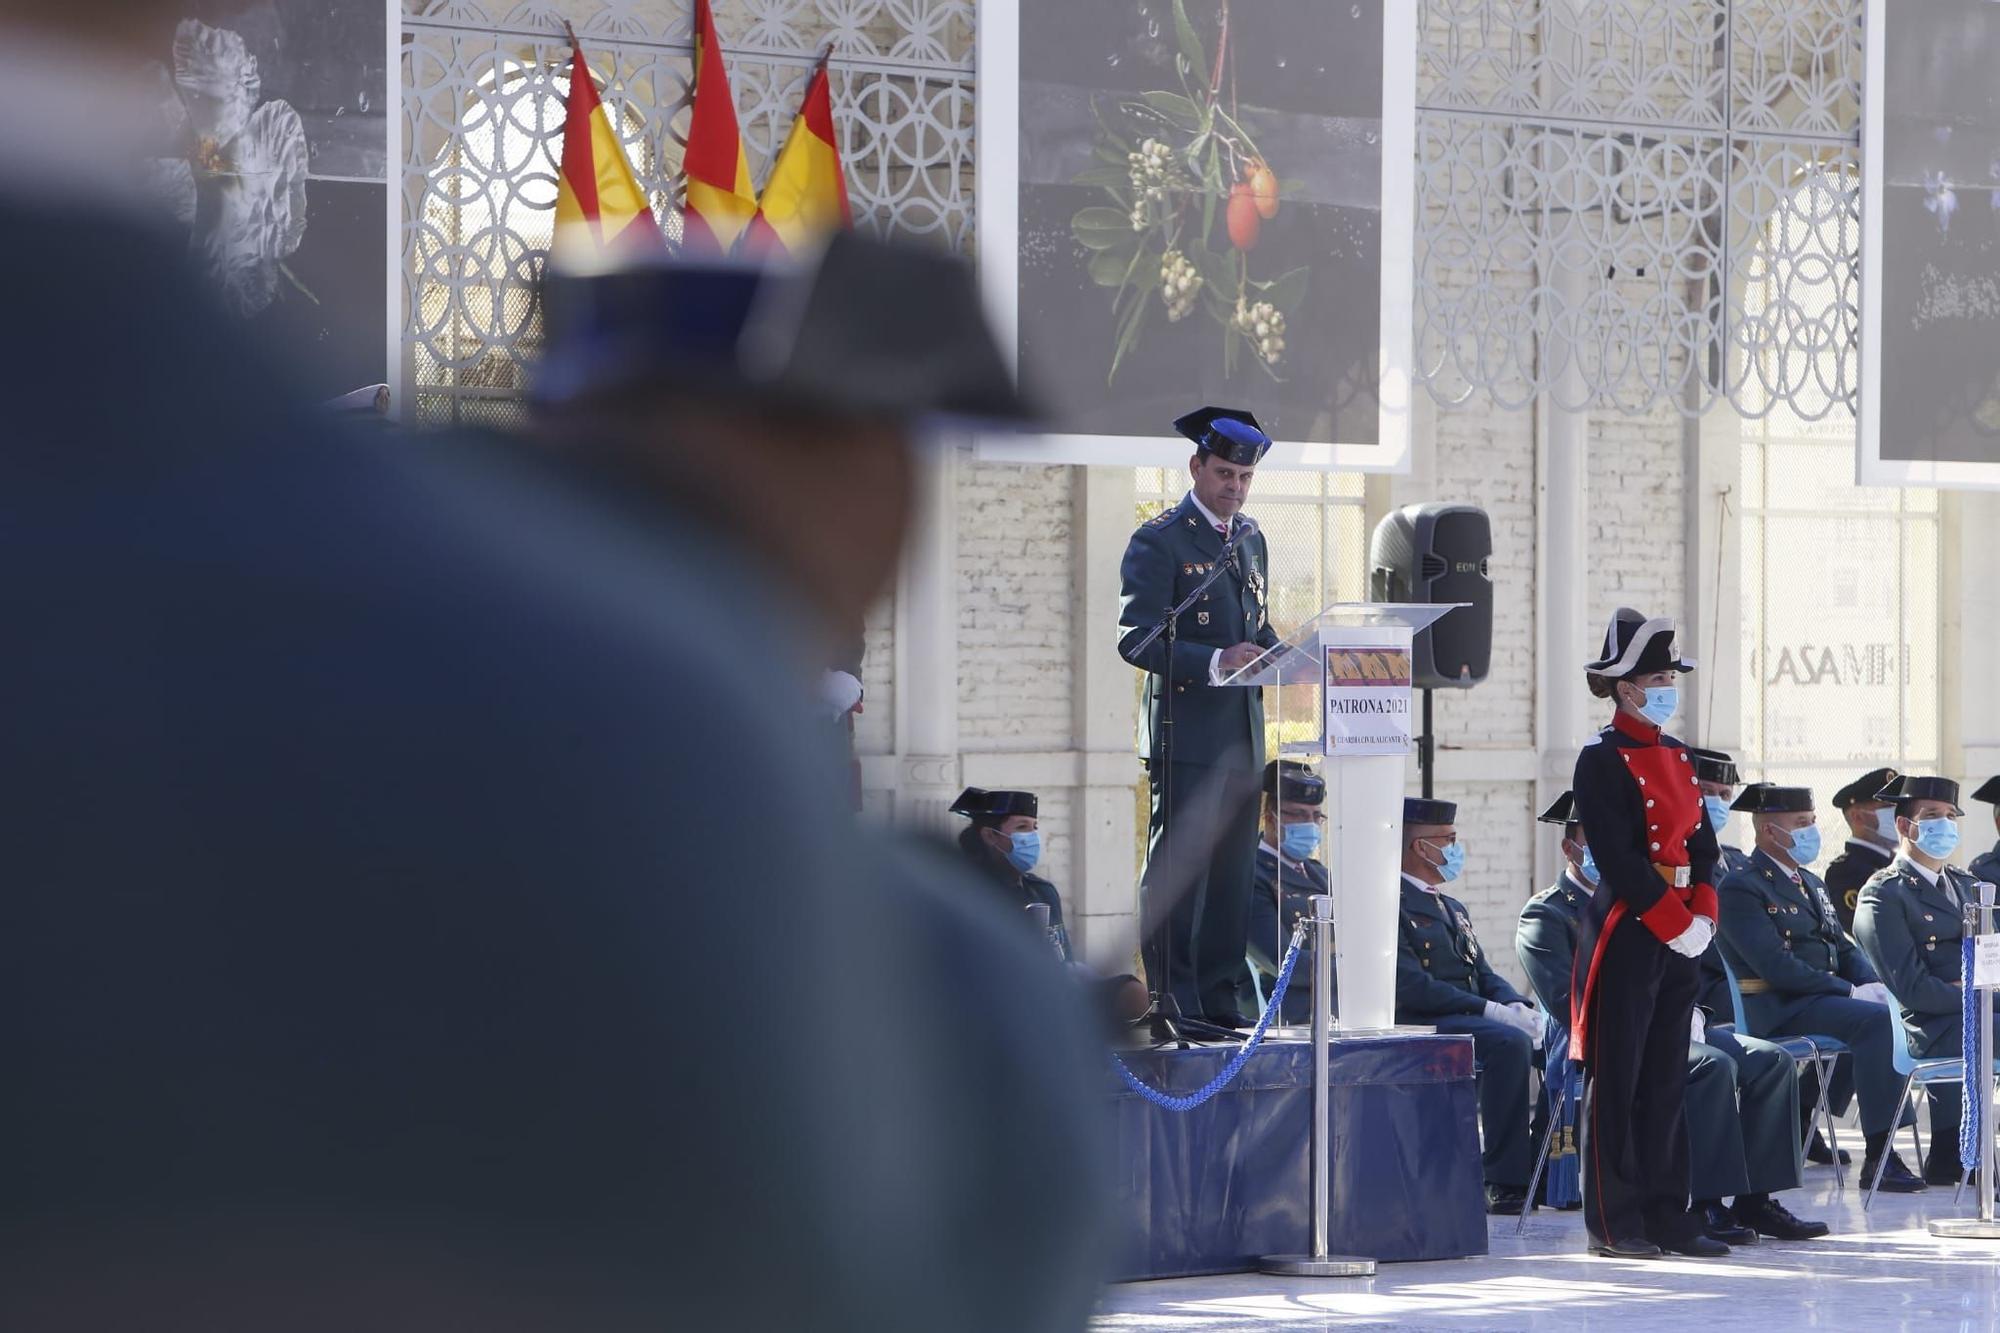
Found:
[1322,630,1416,756]
[1220,604,1458,1032]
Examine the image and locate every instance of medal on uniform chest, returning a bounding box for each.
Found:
[1247,568,1267,605]
[1197,611,1210,625]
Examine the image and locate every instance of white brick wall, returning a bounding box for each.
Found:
[1589,401,1687,632]
[1432,403,1537,750]
[957,460,1075,748]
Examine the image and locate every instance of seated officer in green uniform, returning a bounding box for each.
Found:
[1969,777,2000,886]
[952,787,1152,1025]
[1518,793,1826,1243]
[1825,767,1901,935]
[1854,775,1997,1185]
[1718,783,1923,1192]
[1394,797,1537,1214]
[1693,749,1753,878]
[1249,760,1330,1025]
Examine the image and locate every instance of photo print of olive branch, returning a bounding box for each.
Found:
[1070,0,1307,385]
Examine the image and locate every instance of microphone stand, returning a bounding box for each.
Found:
[1130,522,1262,1046]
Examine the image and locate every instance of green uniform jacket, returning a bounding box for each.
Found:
[1718,848,1878,1033]
[1853,856,1976,1057]
[1115,495,1278,773]
[1396,877,1525,1022]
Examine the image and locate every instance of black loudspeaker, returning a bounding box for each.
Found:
[1369,503,1492,690]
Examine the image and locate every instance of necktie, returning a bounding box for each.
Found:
[1216,523,1229,539]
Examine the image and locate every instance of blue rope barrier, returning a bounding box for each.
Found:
[1112,922,1308,1112]
[1964,932,1981,1173]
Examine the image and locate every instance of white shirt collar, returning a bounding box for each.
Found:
[1561,869,1592,895]
[1260,838,1287,865]
[1186,491,1232,535]
[1846,836,1893,857]
[1896,854,1942,888]
[1401,872,1440,896]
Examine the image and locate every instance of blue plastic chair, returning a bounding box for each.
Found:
[1723,958,1850,1183]
[1869,1013,2000,1208]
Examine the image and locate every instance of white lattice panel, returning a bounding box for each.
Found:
[1414,0,1862,418]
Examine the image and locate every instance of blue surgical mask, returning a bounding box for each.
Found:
[1916,817,1961,860]
[1784,824,1822,866]
[1428,839,1465,883]
[1005,830,1042,874]
[1873,806,1900,843]
[1636,685,1680,728]
[1704,796,1732,838]
[1574,845,1601,886]
[1281,821,1322,861]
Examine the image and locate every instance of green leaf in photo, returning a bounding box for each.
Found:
[1250,266,1311,309]
[1173,0,1208,77]
[1090,245,1145,289]
[1140,90,1202,131]
[1073,206,1135,251]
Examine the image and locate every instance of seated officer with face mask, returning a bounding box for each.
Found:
[1854,775,1998,1185]
[952,787,1151,1026]
[1718,783,1920,1193]
[1249,760,1331,1025]
[1394,797,1537,1214]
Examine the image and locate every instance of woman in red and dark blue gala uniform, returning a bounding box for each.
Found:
[1570,608,1725,1260]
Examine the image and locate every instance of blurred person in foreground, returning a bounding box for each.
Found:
[0,9,1109,1329]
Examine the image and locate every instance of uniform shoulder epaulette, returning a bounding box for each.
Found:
[1144,508,1177,529]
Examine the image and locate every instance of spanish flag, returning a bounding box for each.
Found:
[552,37,664,267]
[745,53,852,258]
[681,0,757,255]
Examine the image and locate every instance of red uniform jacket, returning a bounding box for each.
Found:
[1568,711,1721,1062]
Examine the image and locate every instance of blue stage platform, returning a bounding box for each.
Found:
[1107,1033,1487,1279]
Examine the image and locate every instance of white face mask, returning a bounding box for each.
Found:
[1871,806,1899,843]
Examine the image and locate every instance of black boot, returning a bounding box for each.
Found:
[1861,1130,1926,1194]
[1924,1138,1969,1188]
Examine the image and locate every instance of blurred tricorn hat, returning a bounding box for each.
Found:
[532,231,1039,427]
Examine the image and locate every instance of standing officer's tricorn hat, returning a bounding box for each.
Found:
[1173,406,1272,466]
[1584,607,1697,679]
[1973,776,2000,806]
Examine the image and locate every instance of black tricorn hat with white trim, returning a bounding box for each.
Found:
[1584,607,1697,679]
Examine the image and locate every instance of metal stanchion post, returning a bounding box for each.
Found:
[1261,893,1376,1276]
[1932,882,2000,1239]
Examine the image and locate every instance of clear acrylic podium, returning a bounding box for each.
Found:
[1218,603,1462,1033]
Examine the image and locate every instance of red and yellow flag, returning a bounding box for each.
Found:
[745,53,852,258]
[552,38,664,267]
[681,0,757,255]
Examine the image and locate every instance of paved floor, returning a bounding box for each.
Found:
[1092,1166,2000,1329]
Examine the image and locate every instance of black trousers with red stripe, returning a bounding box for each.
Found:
[1580,913,1701,1249]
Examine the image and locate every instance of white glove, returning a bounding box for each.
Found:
[1485,1000,1543,1044]
[1851,981,1892,1007]
[1690,1007,1707,1044]
[1666,915,1715,959]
